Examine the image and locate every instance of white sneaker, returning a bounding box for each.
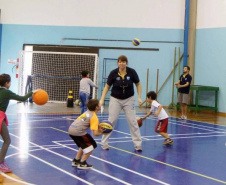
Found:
[77,161,93,170]
[135,146,142,151]
[181,115,187,120]
[101,145,109,150]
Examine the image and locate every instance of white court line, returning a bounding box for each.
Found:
[9,120,64,126]
[168,118,226,131]
[169,122,217,132]
[170,115,226,127]
[108,127,222,142]
[176,120,226,132]
[53,118,225,144]
[111,132,226,139]
[9,134,131,185]
[169,122,219,132]
[95,136,141,140]
[4,137,94,185]
[9,118,67,125]
[160,131,225,137]
[140,116,226,132]
[62,115,130,120]
[58,118,225,144]
[100,134,226,144]
[110,130,150,140]
[24,118,66,122]
[54,141,170,185]
[113,115,225,134]
[57,114,226,135]
[28,146,66,152]
[102,114,226,131]
[105,134,226,144]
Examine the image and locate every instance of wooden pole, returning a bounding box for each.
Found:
[156,69,159,100]
[145,68,149,108]
[178,47,181,79]
[140,99,147,107]
[172,48,176,102]
[168,47,177,109]
[157,53,184,95]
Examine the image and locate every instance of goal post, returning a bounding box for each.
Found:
[18,51,99,103]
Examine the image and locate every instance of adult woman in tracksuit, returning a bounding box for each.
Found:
[99,55,143,151]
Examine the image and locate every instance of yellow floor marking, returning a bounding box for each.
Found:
[51,127,226,184]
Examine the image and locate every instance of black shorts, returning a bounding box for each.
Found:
[69,133,97,154]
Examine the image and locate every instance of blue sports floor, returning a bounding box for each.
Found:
[1,113,226,185]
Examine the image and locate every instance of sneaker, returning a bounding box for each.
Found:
[163,138,174,145]
[72,158,80,167]
[183,116,187,120]
[0,162,12,173]
[101,145,109,150]
[135,146,142,151]
[180,115,185,119]
[77,161,93,169]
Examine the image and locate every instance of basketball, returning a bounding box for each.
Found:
[136,117,143,127]
[33,90,49,105]
[132,38,141,46]
[99,120,113,135]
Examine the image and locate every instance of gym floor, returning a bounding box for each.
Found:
[0,101,226,185]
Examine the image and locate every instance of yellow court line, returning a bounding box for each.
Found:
[99,145,226,184]
[51,127,226,184]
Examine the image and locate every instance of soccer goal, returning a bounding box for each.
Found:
[18,51,99,103]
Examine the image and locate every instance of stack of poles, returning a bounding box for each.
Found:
[140,48,183,108]
[157,50,183,95]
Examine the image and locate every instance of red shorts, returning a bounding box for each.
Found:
[155,118,168,133]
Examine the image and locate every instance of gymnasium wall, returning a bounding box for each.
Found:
[0,8,1,52]
[195,0,226,113]
[0,0,185,107]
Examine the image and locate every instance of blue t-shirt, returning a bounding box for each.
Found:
[178,74,192,94]
[107,67,140,99]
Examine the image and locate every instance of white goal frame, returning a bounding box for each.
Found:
[18,50,99,102]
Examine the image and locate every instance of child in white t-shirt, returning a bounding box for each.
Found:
[142,91,173,145]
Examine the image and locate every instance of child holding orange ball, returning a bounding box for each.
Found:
[0,73,40,172]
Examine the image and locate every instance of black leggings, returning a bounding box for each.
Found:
[0,120,11,163]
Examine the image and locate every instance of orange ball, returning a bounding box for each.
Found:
[33,90,49,105]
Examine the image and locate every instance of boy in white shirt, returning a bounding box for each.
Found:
[142,91,173,145]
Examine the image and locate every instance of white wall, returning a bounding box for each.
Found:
[1,0,185,28]
[197,0,226,28]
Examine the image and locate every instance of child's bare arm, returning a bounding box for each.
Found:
[142,112,152,120]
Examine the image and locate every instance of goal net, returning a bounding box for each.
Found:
[18,51,99,102]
